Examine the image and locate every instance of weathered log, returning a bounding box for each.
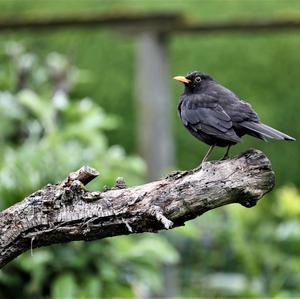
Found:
[0,149,274,269]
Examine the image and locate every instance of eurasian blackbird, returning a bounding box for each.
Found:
[174,71,295,163]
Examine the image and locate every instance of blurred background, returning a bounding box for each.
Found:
[0,0,300,298]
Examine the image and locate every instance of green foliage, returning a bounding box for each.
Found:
[51,273,77,299]
[171,186,300,297]
[276,185,300,217]
[7,234,178,299]
[0,44,179,298]
[0,44,144,209]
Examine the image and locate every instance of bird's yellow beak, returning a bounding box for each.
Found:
[173,76,191,84]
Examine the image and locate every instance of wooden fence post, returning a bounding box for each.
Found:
[135,31,174,181]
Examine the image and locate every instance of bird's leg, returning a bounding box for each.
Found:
[220,145,231,160]
[201,145,215,164]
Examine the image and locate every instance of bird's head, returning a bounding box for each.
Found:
[173,71,213,92]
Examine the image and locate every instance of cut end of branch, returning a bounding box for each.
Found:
[61,165,99,187]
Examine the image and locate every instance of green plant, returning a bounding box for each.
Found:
[0,43,179,299]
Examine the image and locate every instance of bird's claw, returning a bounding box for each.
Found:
[219,155,230,161]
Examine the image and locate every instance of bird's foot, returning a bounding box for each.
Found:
[194,161,207,172]
[219,154,230,161]
[194,159,210,172]
[193,164,202,172]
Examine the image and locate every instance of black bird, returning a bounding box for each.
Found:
[174,71,295,163]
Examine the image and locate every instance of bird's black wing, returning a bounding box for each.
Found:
[206,83,264,138]
[179,94,241,143]
[227,98,294,141]
[228,99,260,123]
[207,83,260,123]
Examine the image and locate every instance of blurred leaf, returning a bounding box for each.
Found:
[276,185,300,217]
[51,273,77,299]
[83,277,102,298]
[125,236,179,264]
[46,52,69,75]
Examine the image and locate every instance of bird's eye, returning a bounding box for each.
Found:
[194,76,201,83]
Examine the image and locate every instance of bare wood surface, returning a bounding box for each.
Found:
[0,13,182,32]
[0,149,275,269]
[175,18,300,33]
[0,13,300,33]
[135,32,174,180]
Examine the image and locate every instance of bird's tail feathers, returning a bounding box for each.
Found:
[241,122,295,141]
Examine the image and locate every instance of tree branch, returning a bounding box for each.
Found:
[0,149,275,269]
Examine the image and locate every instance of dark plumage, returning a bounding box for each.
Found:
[174,71,295,163]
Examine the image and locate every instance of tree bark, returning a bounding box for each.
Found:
[0,149,275,269]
